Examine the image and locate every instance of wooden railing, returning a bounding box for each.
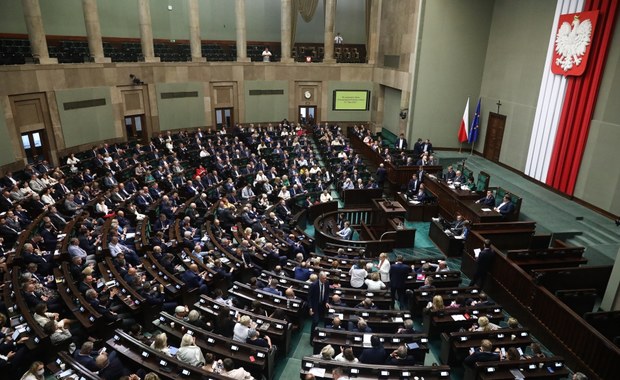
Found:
[313,209,395,256]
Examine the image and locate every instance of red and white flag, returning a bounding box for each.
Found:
[458,98,470,143]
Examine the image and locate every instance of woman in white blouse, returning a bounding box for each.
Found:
[277,186,290,200]
[349,260,368,288]
[40,187,56,205]
[95,198,109,215]
[364,272,386,291]
[176,333,205,366]
[253,171,268,185]
[376,252,391,284]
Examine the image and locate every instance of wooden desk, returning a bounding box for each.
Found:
[301,356,451,380]
[467,356,569,380]
[440,327,532,365]
[423,175,503,223]
[429,219,465,257]
[422,304,505,337]
[372,198,406,225]
[313,327,429,363]
[195,294,293,354]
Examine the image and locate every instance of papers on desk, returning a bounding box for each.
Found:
[454,235,465,240]
[474,248,481,258]
[125,232,136,240]
[308,368,326,377]
[451,314,467,321]
[448,184,456,189]
[363,334,373,347]
[392,317,404,323]
[481,208,492,212]
[409,200,421,205]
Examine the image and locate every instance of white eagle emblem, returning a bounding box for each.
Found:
[555,16,593,71]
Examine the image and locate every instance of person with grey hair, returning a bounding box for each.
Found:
[386,344,417,365]
[246,328,272,349]
[308,271,330,343]
[397,319,416,334]
[313,344,335,360]
[176,333,205,366]
[573,373,588,380]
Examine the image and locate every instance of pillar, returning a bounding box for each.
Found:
[188,0,205,62]
[82,0,110,63]
[323,0,336,63]
[21,0,57,64]
[235,0,250,62]
[137,0,160,62]
[280,0,294,63]
[367,0,382,65]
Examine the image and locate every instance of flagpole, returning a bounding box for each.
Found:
[470,142,474,155]
[459,142,463,153]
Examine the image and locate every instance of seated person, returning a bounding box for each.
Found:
[413,183,428,202]
[464,176,476,190]
[396,319,416,334]
[444,166,456,181]
[452,170,465,184]
[463,339,500,368]
[326,316,344,330]
[469,316,500,332]
[449,214,465,235]
[476,190,496,207]
[386,344,417,365]
[336,221,352,240]
[494,195,515,216]
[359,335,387,364]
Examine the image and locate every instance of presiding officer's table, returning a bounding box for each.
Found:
[423,175,503,223]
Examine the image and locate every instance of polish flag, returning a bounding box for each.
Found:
[458,98,470,143]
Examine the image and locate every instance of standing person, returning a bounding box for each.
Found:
[334,32,343,44]
[375,252,391,285]
[308,271,330,344]
[375,163,387,188]
[395,133,408,150]
[469,239,494,287]
[389,255,414,309]
[262,47,272,62]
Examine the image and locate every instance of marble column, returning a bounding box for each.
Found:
[21,0,57,64]
[137,0,160,62]
[323,0,336,63]
[235,0,250,62]
[367,0,382,65]
[280,0,294,63]
[188,0,205,62]
[82,0,110,63]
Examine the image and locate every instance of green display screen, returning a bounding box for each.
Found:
[332,90,370,111]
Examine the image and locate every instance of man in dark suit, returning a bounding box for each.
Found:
[390,255,414,308]
[180,263,209,294]
[95,350,131,380]
[395,133,408,150]
[386,344,417,365]
[359,335,388,364]
[469,239,495,287]
[412,138,423,157]
[375,163,387,187]
[476,190,496,207]
[494,195,515,217]
[463,339,500,368]
[308,271,330,343]
[407,174,420,195]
